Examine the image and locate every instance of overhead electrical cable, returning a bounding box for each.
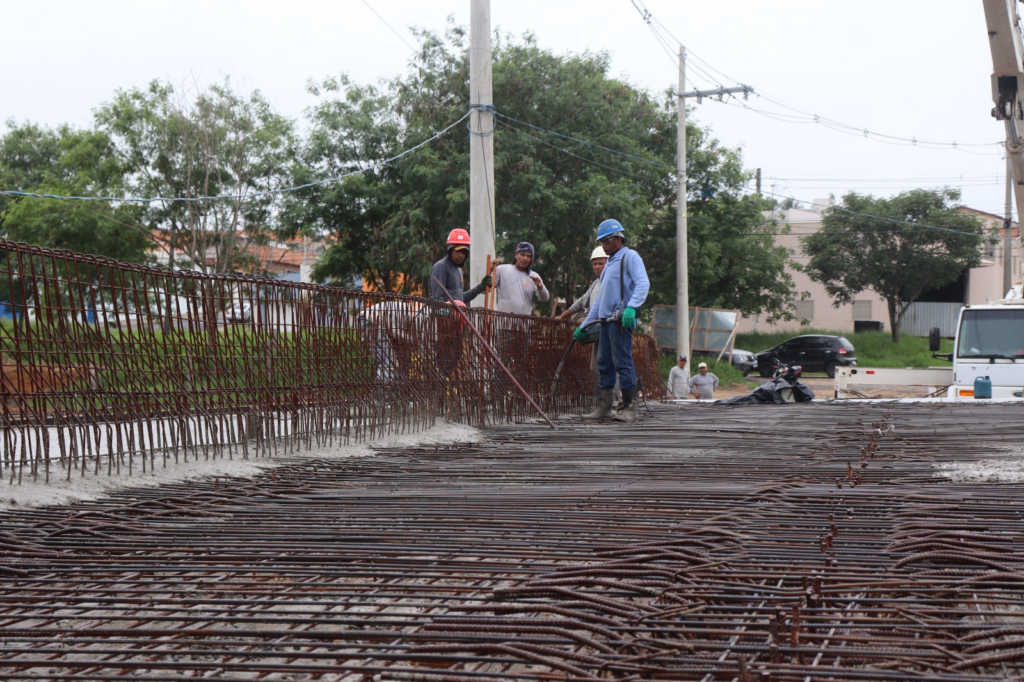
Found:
[0,113,470,204]
[360,0,417,54]
[627,0,1004,154]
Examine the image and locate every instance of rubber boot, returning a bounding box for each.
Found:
[614,389,638,423]
[583,387,614,420]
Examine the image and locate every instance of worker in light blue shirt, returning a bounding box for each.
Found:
[575,218,650,422]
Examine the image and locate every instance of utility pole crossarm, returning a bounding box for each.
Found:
[681,85,754,101]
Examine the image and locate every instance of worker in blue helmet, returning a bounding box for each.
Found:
[575,218,650,422]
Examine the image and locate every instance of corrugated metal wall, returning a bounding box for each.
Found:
[900,302,961,336]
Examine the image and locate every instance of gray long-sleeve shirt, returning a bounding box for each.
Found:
[567,279,601,316]
[494,264,550,315]
[667,366,690,399]
[429,254,484,304]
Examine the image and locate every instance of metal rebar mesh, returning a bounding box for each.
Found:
[0,238,662,483]
[1,402,1024,679]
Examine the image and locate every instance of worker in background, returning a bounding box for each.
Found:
[557,246,617,401]
[493,242,549,315]
[576,219,650,422]
[429,228,491,378]
[689,362,719,400]
[429,228,492,303]
[667,354,690,399]
[556,246,607,322]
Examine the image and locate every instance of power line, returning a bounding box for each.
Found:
[627,0,1004,154]
[360,0,417,54]
[492,112,676,171]
[496,119,657,181]
[0,113,470,204]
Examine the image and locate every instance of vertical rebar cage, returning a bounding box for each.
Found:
[0,239,662,483]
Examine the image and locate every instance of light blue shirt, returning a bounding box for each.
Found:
[582,247,650,327]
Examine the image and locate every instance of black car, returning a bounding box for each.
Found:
[754,335,856,378]
[693,349,757,376]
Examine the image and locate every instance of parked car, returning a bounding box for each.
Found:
[754,335,856,378]
[226,302,252,324]
[693,349,757,376]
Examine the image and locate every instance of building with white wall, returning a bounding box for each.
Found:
[737,201,1020,336]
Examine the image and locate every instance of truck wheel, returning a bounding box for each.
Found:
[825,362,838,378]
[758,363,774,378]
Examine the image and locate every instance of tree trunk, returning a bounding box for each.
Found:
[887,298,901,343]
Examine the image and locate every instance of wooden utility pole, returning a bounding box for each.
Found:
[676,49,753,357]
[469,0,496,303]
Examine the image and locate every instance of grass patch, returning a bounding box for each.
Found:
[658,354,750,388]
[735,328,954,371]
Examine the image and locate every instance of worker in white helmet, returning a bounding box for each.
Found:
[557,245,609,322]
[557,246,618,400]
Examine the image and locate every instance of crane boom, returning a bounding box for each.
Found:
[984,0,1024,230]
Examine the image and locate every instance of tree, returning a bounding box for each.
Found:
[0,121,152,263]
[636,123,798,321]
[94,80,295,274]
[803,188,986,342]
[284,24,797,321]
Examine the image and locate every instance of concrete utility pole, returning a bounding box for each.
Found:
[675,49,754,357]
[469,0,496,302]
[676,46,689,362]
[1006,153,1014,296]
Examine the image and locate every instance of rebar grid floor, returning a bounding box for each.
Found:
[2,401,1024,680]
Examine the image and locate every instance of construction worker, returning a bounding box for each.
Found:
[429,228,491,378]
[689,362,719,400]
[575,219,650,422]
[429,228,491,303]
[667,354,690,399]
[493,242,549,315]
[557,246,613,396]
[556,246,608,322]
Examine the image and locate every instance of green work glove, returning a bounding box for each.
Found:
[621,306,637,330]
[480,274,492,287]
[573,326,587,342]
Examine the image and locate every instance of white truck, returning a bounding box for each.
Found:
[833,289,1024,400]
[930,289,1024,399]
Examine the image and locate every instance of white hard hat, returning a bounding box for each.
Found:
[590,246,608,260]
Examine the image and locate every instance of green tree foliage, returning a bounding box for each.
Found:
[94,80,295,274]
[802,189,986,341]
[0,121,151,261]
[284,25,796,320]
[639,124,796,320]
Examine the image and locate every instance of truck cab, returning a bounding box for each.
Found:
[945,300,1024,399]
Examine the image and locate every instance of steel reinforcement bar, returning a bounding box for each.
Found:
[0,239,661,483]
[1,402,1024,679]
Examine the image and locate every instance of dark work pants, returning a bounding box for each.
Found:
[597,321,636,392]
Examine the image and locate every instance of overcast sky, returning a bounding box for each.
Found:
[0,1,1010,217]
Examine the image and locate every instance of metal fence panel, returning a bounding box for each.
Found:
[0,239,662,483]
[900,302,961,337]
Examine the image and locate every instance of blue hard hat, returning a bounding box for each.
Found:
[596,219,624,241]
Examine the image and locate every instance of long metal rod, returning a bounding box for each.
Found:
[432,276,556,428]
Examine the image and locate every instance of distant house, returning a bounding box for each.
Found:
[738,200,1021,336]
[149,232,323,283]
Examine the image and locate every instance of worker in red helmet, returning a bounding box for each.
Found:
[430,228,491,380]
[429,228,492,303]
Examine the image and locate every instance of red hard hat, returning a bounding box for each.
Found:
[446,228,471,246]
